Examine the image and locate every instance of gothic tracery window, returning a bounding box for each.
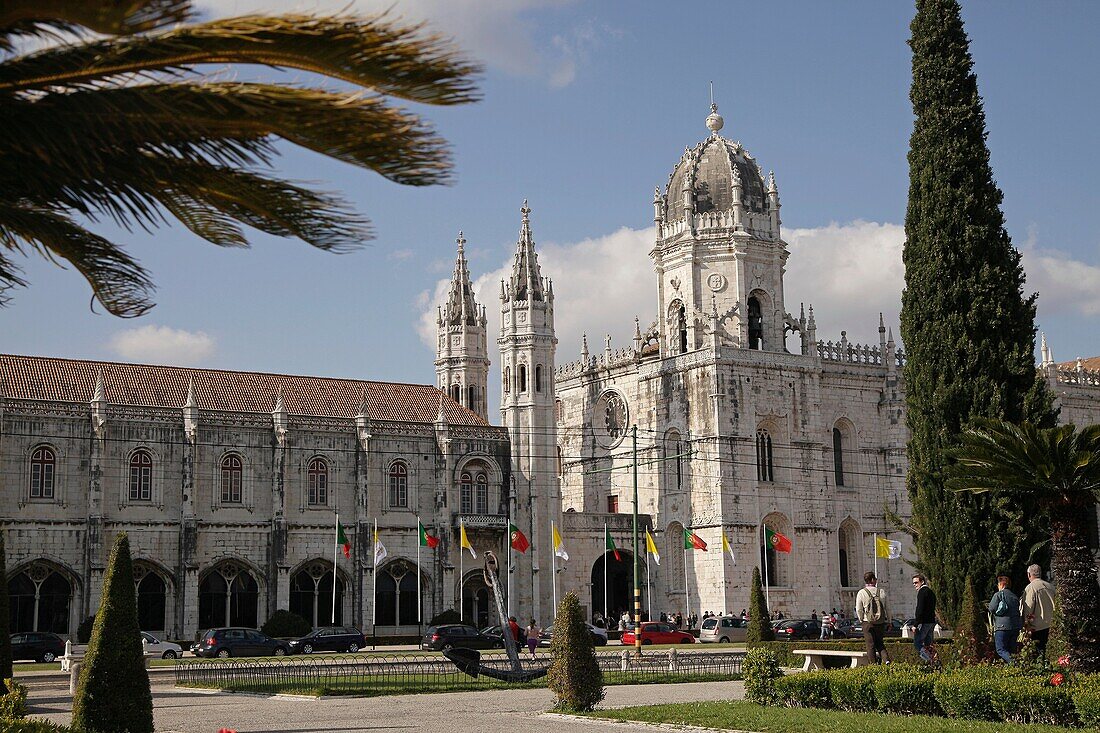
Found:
[755,429,774,482]
[30,446,56,499]
[748,296,764,350]
[129,449,152,501]
[833,426,846,487]
[221,454,243,503]
[307,456,328,505]
[460,471,473,513]
[389,461,408,508]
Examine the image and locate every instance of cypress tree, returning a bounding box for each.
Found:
[71,532,153,733]
[745,567,774,643]
[0,529,12,691]
[546,591,604,712]
[901,0,1055,624]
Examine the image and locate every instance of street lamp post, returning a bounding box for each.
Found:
[632,424,642,657]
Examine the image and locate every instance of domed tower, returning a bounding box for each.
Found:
[436,232,489,418]
[652,103,787,354]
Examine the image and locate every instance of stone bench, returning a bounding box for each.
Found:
[793,648,868,672]
[61,640,157,671]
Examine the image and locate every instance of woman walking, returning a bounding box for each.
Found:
[988,576,1023,663]
[526,619,541,658]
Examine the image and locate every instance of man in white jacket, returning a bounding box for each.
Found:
[855,571,890,664]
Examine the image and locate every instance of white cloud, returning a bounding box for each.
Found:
[1022,246,1100,318]
[110,325,215,365]
[389,248,415,261]
[199,0,590,86]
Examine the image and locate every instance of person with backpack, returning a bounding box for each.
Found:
[855,571,890,664]
[988,575,1023,663]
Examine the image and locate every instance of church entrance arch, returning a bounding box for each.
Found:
[132,561,173,633]
[289,560,347,627]
[198,561,260,629]
[459,571,491,628]
[590,551,636,628]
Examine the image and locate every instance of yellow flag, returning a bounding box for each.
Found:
[721,530,736,564]
[459,520,476,558]
[876,536,901,559]
[552,522,568,561]
[645,529,661,565]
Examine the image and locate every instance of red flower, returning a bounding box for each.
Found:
[1050,673,1065,687]
[1057,655,1070,667]
[218,729,238,733]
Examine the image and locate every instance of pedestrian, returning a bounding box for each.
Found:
[659,611,667,623]
[526,619,540,658]
[856,571,890,664]
[675,612,683,629]
[508,615,522,646]
[820,611,832,640]
[989,575,1023,663]
[740,609,747,620]
[909,573,937,663]
[1021,564,1056,658]
[811,610,818,621]
[593,611,605,629]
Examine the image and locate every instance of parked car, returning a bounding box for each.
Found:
[699,616,748,643]
[832,618,906,639]
[141,632,183,659]
[480,625,507,648]
[288,626,366,654]
[10,632,66,663]
[538,622,609,647]
[621,621,694,646]
[421,624,499,652]
[192,627,290,658]
[774,619,822,641]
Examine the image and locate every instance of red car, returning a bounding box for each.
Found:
[621,621,694,646]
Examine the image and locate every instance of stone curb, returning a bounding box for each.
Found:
[545,712,759,733]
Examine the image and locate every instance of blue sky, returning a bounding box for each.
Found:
[4,1,1099,414]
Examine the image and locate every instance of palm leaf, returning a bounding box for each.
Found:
[0,1,191,52]
[0,13,481,106]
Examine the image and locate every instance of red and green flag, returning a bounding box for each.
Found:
[509,523,529,553]
[418,518,439,549]
[765,527,792,554]
[336,520,351,559]
[684,528,708,551]
[605,526,621,561]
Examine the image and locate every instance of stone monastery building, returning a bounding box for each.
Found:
[4,106,1099,640]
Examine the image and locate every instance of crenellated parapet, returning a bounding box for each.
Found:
[817,331,906,367]
[1056,366,1100,387]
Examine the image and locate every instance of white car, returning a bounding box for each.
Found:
[538,622,609,647]
[141,632,183,659]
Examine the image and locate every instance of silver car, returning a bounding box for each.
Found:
[698,616,748,643]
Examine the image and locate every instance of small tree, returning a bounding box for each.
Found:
[260,610,310,639]
[546,592,604,712]
[71,533,153,733]
[954,575,992,666]
[746,567,774,643]
[0,529,12,692]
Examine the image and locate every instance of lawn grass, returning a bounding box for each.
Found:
[589,701,1084,733]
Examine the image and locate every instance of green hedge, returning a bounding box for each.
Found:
[933,669,997,720]
[748,639,948,668]
[1074,682,1100,728]
[774,671,833,709]
[873,664,941,716]
[1,679,27,723]
[829,665,883,712]
[990,677,1077,727]
[5,721,73,732]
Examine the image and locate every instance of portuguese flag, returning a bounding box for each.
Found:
[418,518,439,549]
[336,519,351,559]
[684,528,708,551]
[605,525,621,561]
[509,523,529,553]
[765,526,792,554]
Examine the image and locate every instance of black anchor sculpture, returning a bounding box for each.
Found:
[443,550,549,682]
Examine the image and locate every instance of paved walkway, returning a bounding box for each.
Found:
[28,678,745,733]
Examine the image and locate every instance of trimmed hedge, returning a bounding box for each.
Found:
[261,609,311,639]
[873,664,941,716]
[1074,683,1100,728]
[742,647,782,705]
[6,722,73,732]
[748,639,947,668]
[774,671,833,709]
[990,677,1077,727]
[933,669,997,720]
[829,665,883,712]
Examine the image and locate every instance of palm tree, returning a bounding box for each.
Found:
[0,1,479,316]
[947,418,1100,672]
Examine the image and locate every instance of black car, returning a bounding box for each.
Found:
[774,619,822,641]
[192,627,290,658]
[288,626,366,654]
[421,624,498,652]
[479,625,507,648]
[10,632,66,663]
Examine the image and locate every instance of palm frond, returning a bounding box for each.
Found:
[0,203,153,317]
[0,13,481,106]
[0,1,192,53]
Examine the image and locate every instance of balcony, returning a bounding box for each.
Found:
[453,512,508,528]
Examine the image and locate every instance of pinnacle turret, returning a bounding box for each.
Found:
[509,200,546,302]
[443,231,484,327]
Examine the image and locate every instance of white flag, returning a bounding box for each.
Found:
[374,528,388,565]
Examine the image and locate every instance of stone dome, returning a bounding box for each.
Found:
[663,108,768,220]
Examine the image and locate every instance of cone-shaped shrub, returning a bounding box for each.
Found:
[0,529,13,691]
[546,591,604,712]
[71,532,153,733]
[746,567,775,643]
[954,575,992,666]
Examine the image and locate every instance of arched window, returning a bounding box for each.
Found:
[289,562,345,627]
[460,471,473,514]
[30,446,56,499]
[389,462,408,508]
[467,385,478,412]
[134,564,167,631]
[307,456,328,505]
[374,563,420,626]
[8,562,72,633]
[519,364,528,393]
[838,520,861,588]
[756,429,774,482]
[475,472,488,514]
[665,430,684,490]
[669,301,687,354]
[129,449,152,501]
[198,562,258,629]
[221,454,243,503]
[535,365,543,392]
[748,296,764,350]
[451,384,461,403]
[833,426,846,487]
[503,367,510,394]
[555,399,564,423]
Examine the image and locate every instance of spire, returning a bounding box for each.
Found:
[92,369,106,404]
[581,333,590,363]
[1040,332,1053,366]
[184,376,196,408]
[444,231,480,325]
[272,387,286,417]
[509,199,545,301]
[767,170,778,194]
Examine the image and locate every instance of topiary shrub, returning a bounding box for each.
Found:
[873,664,941,716]
[954,576,993,665]
[546,592,604,712]
[933,670,998,720]
[0,679,27,722]
[71,532,153,733]
[261,610,311,639]
[829,665,883,712]
[742,646,782,705]
[773,671,833,709]
[1073,676,1100,728]
[77,615,96,644]
[990,677,1077,726]
[0,531,11,693]
[745,567,774,643]
[429,609,462,626]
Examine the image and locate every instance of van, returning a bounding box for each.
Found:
[698,616,748,643]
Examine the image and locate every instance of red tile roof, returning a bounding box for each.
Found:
[0,354,490,426]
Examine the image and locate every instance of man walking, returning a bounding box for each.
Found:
[909,574,936,663]
[855,571,890,664]
[1021,564,1056,658]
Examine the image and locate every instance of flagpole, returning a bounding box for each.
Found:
[603,521,608,626]
[332,510,339,625]
[873,532,878,578]
[507,496,513,619]
[646,552,652,623]
[683,542,690,627]
[551,519,558,619]
[417,516,422,624]
[372,518,378,635]
[762,523,771,612]
[459,519,464,623]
